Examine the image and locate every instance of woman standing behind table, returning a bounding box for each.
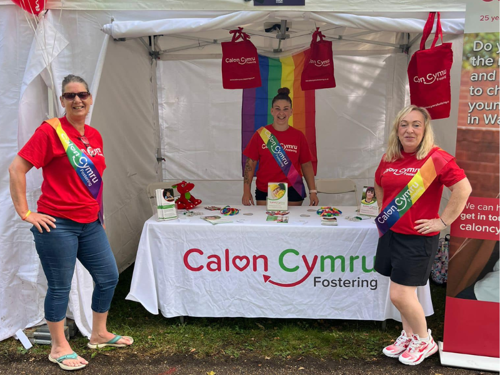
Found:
[9,75,133,371]
[242,87,319,207]
[374,105,471,366]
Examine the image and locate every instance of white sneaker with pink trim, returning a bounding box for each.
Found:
[382,330,412,358]
[399,329,438,365]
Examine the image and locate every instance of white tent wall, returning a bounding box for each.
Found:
[157,36,464,206]
[157,52,408,205]
[91,37,160,271]
[156,34,464,207]
[0,8,161,341]
[0,5,43,343]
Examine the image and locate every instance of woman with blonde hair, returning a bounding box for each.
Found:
[374,105,471,366]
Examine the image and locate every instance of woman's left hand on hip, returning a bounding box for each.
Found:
[415,218,446,234]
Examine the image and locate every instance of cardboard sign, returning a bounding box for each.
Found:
[450,197,500,241]
[267,182,288,211]
[359,186,378,216]
[156,188,177,221]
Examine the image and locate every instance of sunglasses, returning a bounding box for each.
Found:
[62,92,91,100]
[78,136,97,157]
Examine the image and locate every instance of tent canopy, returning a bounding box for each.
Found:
[40,0,467,12]
[102,11,465,40]
[100,11,464,60]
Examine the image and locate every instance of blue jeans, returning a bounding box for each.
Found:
[31,217,119,322]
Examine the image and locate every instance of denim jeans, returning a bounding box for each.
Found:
[31,217,119,322]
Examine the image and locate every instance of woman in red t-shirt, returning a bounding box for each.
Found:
[374,105,471,366]
[242,87,319,206]
[9,75,132,371]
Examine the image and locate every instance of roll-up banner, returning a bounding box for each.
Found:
[440,0,499,372]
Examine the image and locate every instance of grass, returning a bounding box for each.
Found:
[0,265,448,361]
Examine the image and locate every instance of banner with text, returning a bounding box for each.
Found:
[127,213,435,321]
[443,0,499,360]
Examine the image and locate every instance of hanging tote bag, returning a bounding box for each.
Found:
[407,12,453,119]
[301,28,336,90]
[221,27,261,89]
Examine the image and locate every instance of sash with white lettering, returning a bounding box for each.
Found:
[376,148,453,237]
[45,118,104,225]
[257,127,306,198]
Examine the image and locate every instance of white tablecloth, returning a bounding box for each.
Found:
[127,206,433,320]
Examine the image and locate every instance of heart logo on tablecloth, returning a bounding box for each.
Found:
[232,256,250,271]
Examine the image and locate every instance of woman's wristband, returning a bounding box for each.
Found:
[440,218,447,227]
[22,210,32,221]
[309,190,318,194]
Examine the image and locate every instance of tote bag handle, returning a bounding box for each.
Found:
[310,27,326,45]
[229,27,250,42]
[420,12,443,51]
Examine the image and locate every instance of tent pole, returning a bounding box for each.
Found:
[408,33,422,49]
[326,35,402,49]
[273,20,289,53]
[139,37,153,54]
[170,34,232,44]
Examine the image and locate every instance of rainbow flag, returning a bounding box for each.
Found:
[241,50,317,175]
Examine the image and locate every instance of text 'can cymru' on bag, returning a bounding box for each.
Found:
[408,12,453,120]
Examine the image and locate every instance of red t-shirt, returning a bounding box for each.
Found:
[243,125,312,192]
[18,117,106,223]
[375,147,466,236]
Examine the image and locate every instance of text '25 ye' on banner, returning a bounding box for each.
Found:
[241,51,317,175]
[441,0,500,371]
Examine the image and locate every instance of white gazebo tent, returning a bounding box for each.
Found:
[0,0,465,341]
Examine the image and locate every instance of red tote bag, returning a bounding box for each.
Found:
[408,12,453,119]
[221,28,261,89]
[301,28,336,90]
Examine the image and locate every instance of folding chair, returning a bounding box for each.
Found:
[315,178,358,206]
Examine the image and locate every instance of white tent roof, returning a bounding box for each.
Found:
[97,10,464,63]
[101,11,464,40]
[38,0,467,12]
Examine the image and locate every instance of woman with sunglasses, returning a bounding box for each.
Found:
[9,74,132,371]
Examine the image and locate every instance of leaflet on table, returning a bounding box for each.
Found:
[156,188,177,221]
[359,185,378,216]
[266,214,289,223]
[201,215,233,225]
[321,217,338,226]
[267,182,288,211]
